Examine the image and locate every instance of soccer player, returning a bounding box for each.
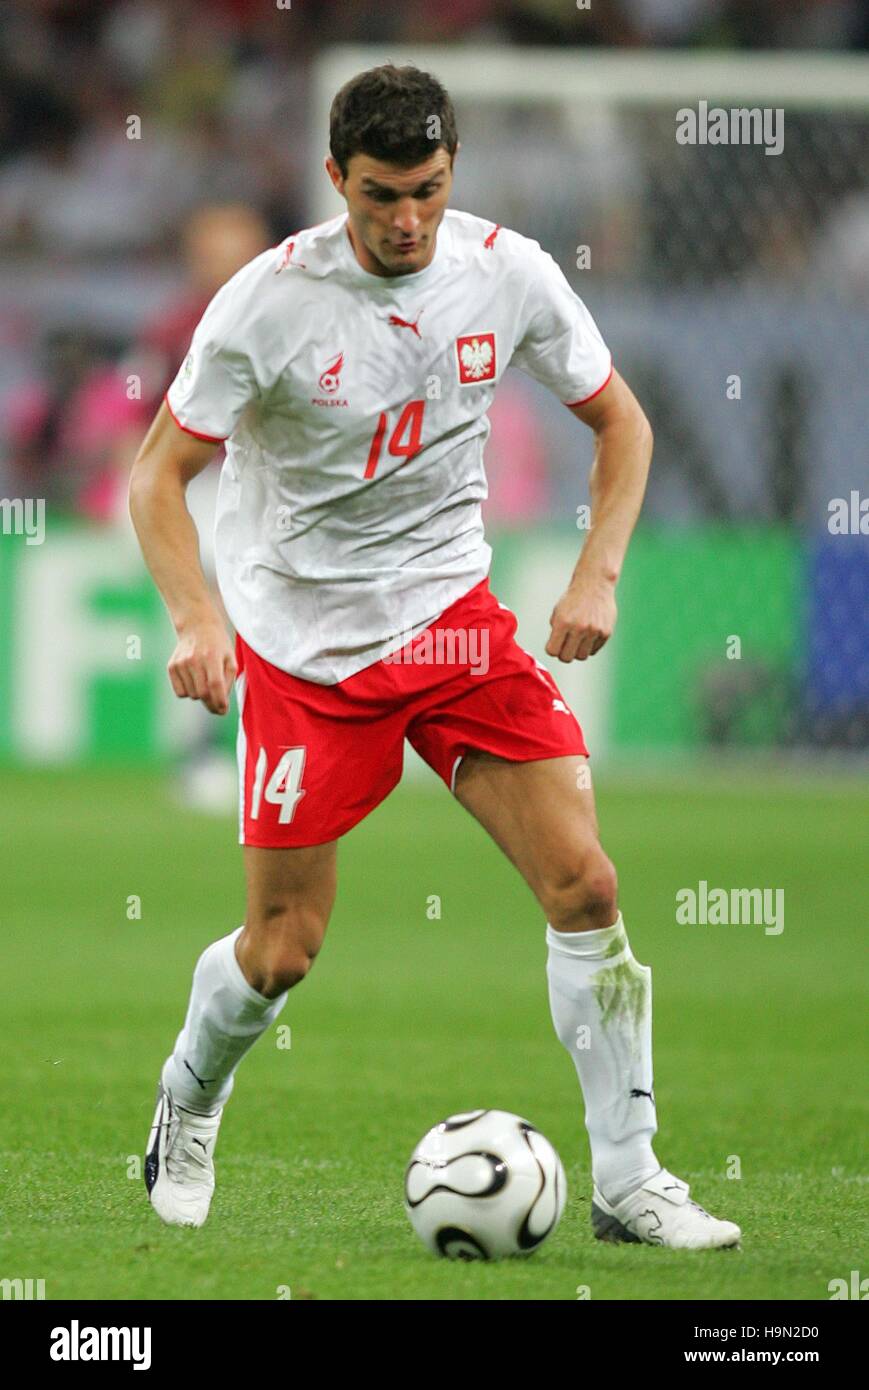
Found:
[129,65,740,1250]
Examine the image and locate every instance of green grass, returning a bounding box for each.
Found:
[1,766,866,1300]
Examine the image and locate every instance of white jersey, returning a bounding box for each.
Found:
[166,209,612,684]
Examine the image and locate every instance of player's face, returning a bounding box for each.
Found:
[327,148,454,277]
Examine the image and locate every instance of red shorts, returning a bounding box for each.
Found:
[235,577,588,847]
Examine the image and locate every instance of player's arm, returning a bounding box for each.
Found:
[546,368,653,663]
[128,401,237,714]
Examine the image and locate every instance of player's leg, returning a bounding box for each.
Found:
[404,581,739,1246]
[146,620,407,1227]
[163,842,336,1107]
[453,751,658,1197]
[237,842,337,996]
[454,749,616,932]
[453,750,740,1249]
[146,842,336,1227]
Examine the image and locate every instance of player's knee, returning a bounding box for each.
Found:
[239,905,325,997]
[541,848,618,931]
[257,946,314,997]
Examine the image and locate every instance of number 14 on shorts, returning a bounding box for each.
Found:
[250,747,307,824]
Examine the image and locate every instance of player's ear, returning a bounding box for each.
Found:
[325,155,345,196]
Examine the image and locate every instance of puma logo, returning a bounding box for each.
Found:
[388,311,423,338]
[184,1060,215,1091]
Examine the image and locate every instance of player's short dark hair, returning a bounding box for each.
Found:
[329,64,458,177]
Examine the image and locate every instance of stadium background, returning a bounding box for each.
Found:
[1,0,867,769]
[0,0,867,1303]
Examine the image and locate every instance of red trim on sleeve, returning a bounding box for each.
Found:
[564,360,614,409]
[164,394,226,444]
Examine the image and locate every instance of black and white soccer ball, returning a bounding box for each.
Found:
[404,1109,567,1260]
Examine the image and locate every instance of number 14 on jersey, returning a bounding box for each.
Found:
[364,400,425,478]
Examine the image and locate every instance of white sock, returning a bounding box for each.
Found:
[162,926,288,1114]
[546,912,660,1205]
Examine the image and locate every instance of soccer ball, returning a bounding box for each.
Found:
[404,1109,567,1260]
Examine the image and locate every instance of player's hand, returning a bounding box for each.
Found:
[167,612,237,715]
[545,578,617,662]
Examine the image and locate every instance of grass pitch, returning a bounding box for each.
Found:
[1,765,865,1301]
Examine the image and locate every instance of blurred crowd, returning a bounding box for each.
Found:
[0,0,867,526]
[1,202,271,523]
[3,1,868,247]
[3,0,859,265]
